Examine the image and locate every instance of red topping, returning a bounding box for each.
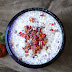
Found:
[29,18,36,23]
[46,46,48,50]
[41,34,46,38]
[34,41,39,45]
[40,28,42,32]
[20,58,22,61]
[33,35,37,39]
[21,34,25,37]
[40,39,44,41]
[26,35,30,40]
[19,25,48,56]
[30,26,32,29]
[33,56,35,58]
[23,48,25,50]
[52,24,54,25]
[40,14,45,16]
[25,40,27,43]
[50,29,54,31]
[19,32,22,34]
[25,50,28,53]
[32,31,34,35]
[50,23,56,26]
[26,25,29,29]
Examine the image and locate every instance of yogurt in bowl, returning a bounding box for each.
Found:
[5,8,65,68]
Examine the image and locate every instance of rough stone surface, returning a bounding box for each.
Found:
[0,0,72,72]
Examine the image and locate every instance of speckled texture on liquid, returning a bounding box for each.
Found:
[8,11,63,65]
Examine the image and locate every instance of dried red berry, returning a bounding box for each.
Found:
[26,25,29,29]
[23,48,25,50]
[33,45,36,47]
[42,41,46,46]
[30,26,32,29]
[21,34,25,37]
[51,24,54,25]
[33,56,35,58]
[25,50,28,53]
[26,35,30,40]
[33,35,37,39]
[40,39,44,41]
[25,40,27,43]
[50,29,54,31]
[41,34,46,38]
[19,32,22,34]
[29,18,36,23]
[40,14,45,16]
[32,31,34,35]
[34,41,38,45]
[40,28,42,32]
[19,25,48,55]
[25,35,27,39]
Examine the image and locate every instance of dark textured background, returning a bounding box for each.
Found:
[0,0,72,72]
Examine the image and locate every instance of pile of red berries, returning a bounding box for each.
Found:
[19,25,47,55]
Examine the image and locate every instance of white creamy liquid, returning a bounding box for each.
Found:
[9,11,63,65]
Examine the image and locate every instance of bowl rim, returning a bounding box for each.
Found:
[5,8,65,68]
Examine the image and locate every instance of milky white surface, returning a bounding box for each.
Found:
[9,11,63,65]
